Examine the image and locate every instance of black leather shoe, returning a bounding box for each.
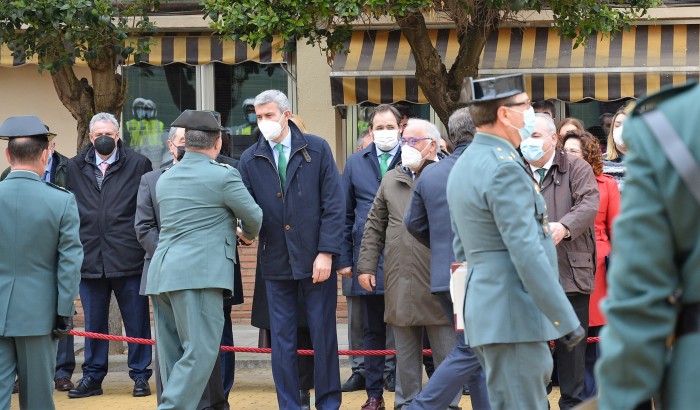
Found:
[300,389,311,410]
[341,371,365,392]
[462,385,470,395]
[55,376,74,391]
[383,372,395,392]
[132,377,151,397]
[68,376,103,398]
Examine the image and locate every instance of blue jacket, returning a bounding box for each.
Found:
[404,143,468,293]
[340,143,401,295]
[238,122,345,280]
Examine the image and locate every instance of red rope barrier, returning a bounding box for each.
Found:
[69,330,600,355]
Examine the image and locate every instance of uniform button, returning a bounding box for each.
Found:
[285,225,291,231]
[277,192,282,198]
[554,321,560,326]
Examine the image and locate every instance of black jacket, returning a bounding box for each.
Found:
[66,140,153,278]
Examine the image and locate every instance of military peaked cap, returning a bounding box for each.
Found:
[171,110,225,132]
[461,74,527,104]
[0,115,56,141]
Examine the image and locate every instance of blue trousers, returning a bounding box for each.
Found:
[266,275,342,410]
[55,335,75,379]
[221,304,235,398]
[80,276,152,382]
[407,292,490,410]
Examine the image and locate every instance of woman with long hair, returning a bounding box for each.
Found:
[603,109,628,190]
[561,130,621,399]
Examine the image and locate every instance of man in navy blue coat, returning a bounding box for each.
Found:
[404,108,490,410]
[237,90,344,410]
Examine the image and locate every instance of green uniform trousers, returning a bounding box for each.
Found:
[153,289,224,410]
[0,335,58,410]
[474,341,552,410]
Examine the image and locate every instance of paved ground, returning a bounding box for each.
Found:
[10,324,562,408]
[12,368,562,409]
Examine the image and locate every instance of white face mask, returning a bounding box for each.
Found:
[401,143,430,170]
[612,126,625,148]
[373,129,399,151]
[258,115,286,141]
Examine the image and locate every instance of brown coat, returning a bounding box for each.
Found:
[537,150,599,293]
[357,166,450,326]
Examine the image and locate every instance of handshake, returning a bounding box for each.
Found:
[52,315,73,341]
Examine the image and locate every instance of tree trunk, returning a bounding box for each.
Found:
[108,293,126,354]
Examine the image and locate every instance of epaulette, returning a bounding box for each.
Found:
[630,81,698,117]
[46,181,69,193]
[492,145,518,162]
[210,159,232,169]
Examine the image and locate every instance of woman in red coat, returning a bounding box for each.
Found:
[561,129,621,399]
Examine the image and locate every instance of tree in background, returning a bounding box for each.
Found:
[201,0,658,126]
[0,0,160,148]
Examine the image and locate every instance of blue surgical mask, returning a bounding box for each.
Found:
[508,107,536,141]
[520,137,554,163]
[246,113,257,123]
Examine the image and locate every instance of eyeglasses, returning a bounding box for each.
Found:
[399,137,431,147]
[564,148,582,154]
[504,100,531,107]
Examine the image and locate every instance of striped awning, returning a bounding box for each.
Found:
[331,25,700,105]
[0,34,286,67]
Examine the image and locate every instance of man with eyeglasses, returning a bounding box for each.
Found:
[448,74,584,409]
[520,113,599,409]
[358,118,456,409]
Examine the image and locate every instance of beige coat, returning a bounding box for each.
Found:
[357,166,450,327]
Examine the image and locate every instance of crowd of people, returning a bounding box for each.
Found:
[0,75,698,410]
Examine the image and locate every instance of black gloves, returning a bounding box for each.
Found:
[52,315,73,340]
[559,325,585,351]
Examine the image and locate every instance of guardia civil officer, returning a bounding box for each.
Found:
[446,74,584,409]
[595,82,700,409]
[146,110,262,410]
[0,116,83,409]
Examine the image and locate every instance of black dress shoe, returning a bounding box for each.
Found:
[55,376,74,391]
[68,376,103,398]
[12,380,18,394]
[383,372,395,392]
[462,385,470,395]
[300,389,311,410]
[132,377,151,397]
[341,371,365,392]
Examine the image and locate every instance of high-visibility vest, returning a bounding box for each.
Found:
[126,119,164,146]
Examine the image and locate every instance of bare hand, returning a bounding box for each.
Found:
[358,273,376,292]
[337,266,352,278]
[312,253,333,283]
[549,222,567,245]
[236,227,254,246]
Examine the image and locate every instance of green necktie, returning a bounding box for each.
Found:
[536,168,547,186]
[379,153,391,177]
[276,143,287,187]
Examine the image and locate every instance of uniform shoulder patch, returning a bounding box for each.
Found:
[491,146,517,161]
[631,81,698,117]
[210,159,232,169]
[45,181,69,193]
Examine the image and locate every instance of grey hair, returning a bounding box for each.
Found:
[406,118,442,146]
[254,90,290,113]
[168,127,184,141]
[535,112,557,136]
[185,129,220,150]
[447,108,475,147]
[89,112,120,133]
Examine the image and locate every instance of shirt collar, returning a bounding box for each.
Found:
[375,142,400,157]
[95,149,118,166]
[267,130,292,152]
[529,151,555,174]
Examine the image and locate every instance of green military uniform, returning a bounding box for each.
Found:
[596,82,700,410]
[0,169,83,409]
[447,132,580,409]
[146,110,262,410]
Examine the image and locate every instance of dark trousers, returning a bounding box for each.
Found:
[55,335,75,379]
[362,295,387,399]
[582,325,601,399]
[80,276,152,382]
[258,327,315,391]
[266,276,341,410]
[555,293,590,410]
[221,305,235,398]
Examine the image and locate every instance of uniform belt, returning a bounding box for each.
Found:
[676,302,700,337]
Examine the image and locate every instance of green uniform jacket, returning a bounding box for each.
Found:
[597,83,700,410]
[145,152,262,296]
[446,133,579,347]
[0,171,83,336]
